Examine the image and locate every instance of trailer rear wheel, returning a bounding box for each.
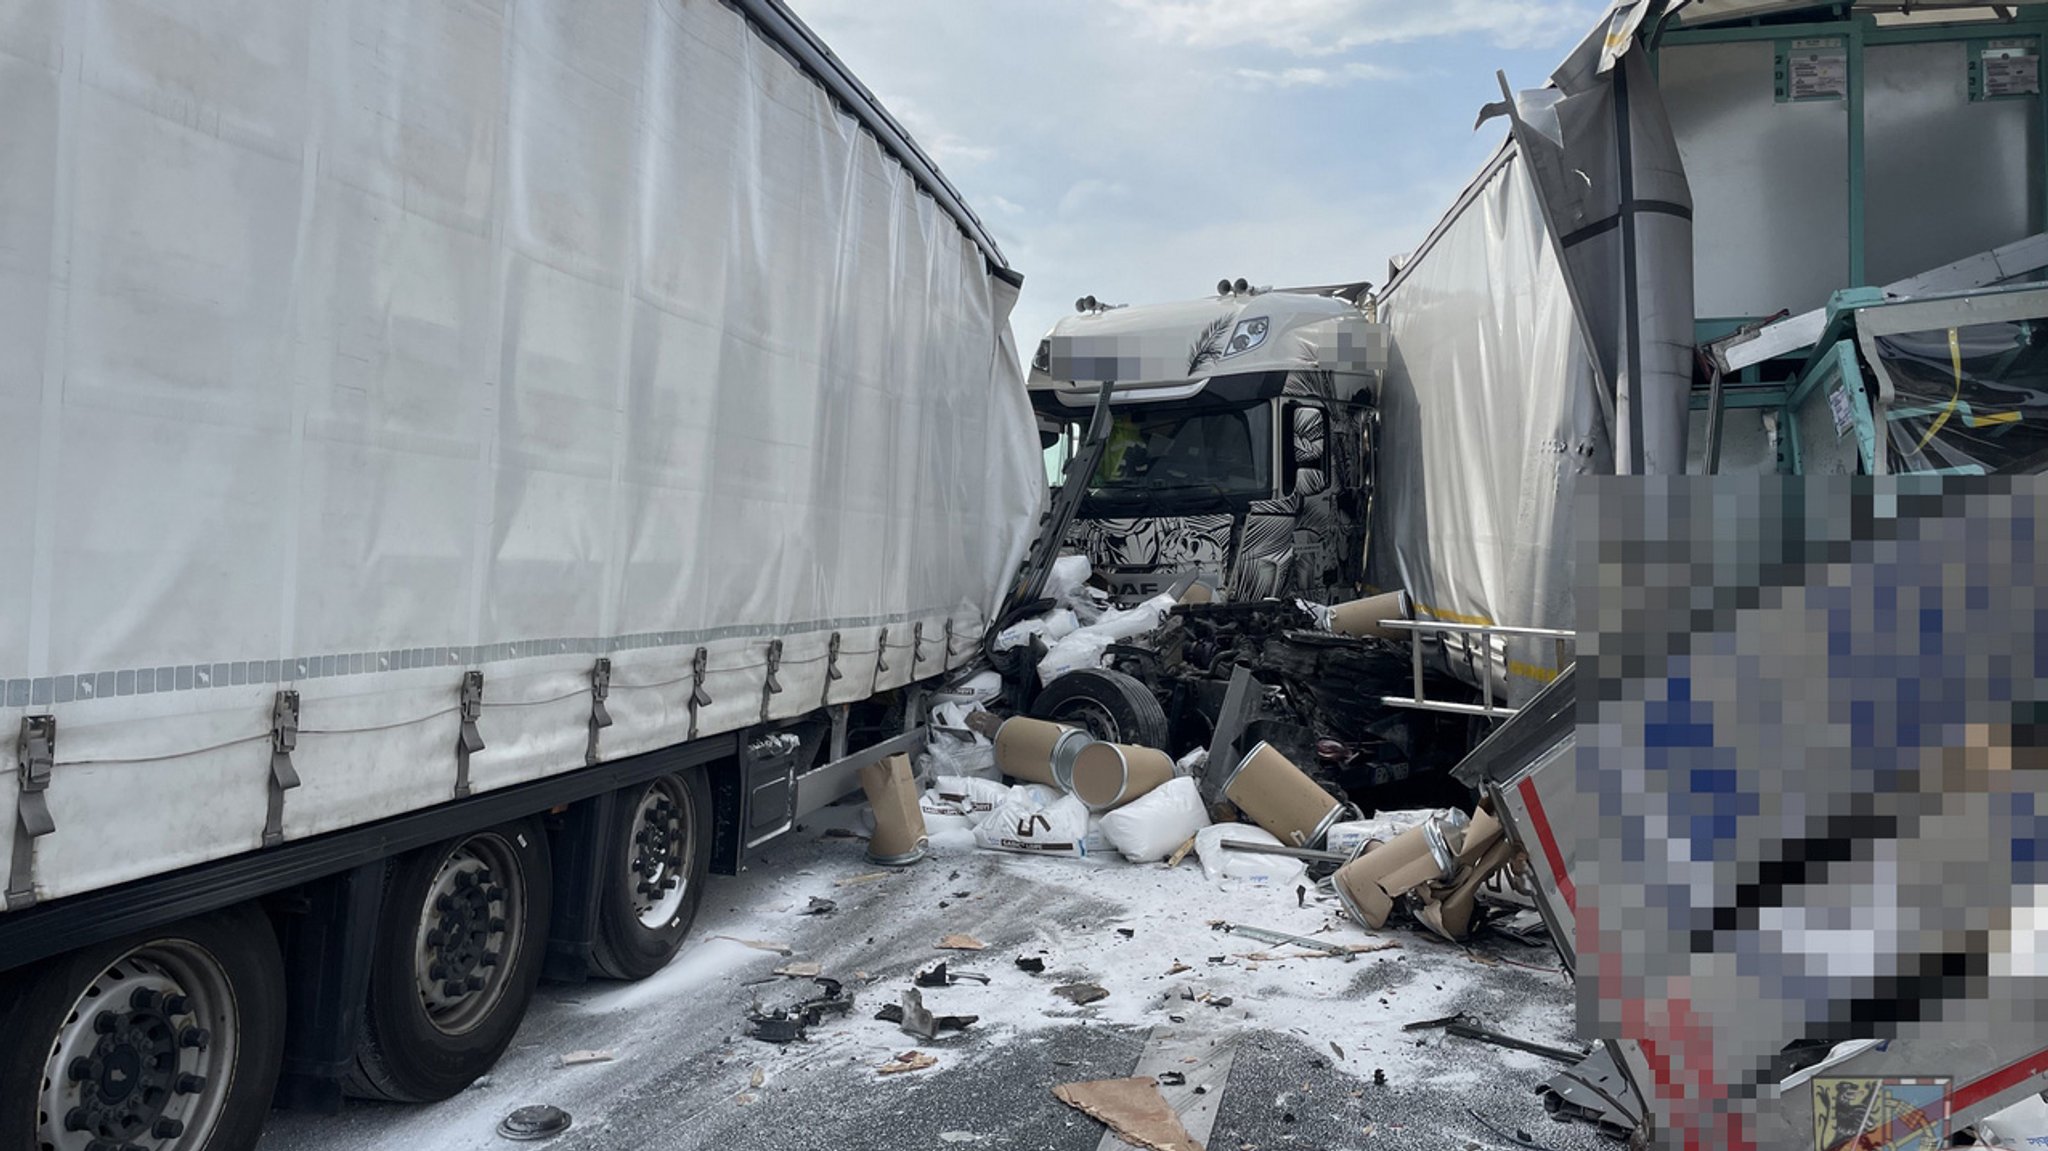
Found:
[590,768,713,981]
[346,819,551,1102]
[1031,668,1171,750]
[1,903,284,1151]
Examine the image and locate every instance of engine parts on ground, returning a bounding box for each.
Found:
[857,755,929,866]
[1218,740,1357,849]
[1071,742,1177,810]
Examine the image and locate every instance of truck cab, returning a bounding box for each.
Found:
[1028,283,1389,605]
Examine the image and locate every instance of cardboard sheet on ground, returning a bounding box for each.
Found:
[1053,1077,1204,1151]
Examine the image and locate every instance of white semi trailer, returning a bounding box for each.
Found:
[0,3,1042,1147]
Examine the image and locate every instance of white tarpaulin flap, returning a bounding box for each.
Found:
[0,0,1041,904]
[1370,146,1610,703]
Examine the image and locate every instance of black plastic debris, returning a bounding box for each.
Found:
[1053,983,1108,1005]
[801,896,838,916]
[1015,956,1046,974]
[875,1004,905,1024]
[1373,1069,1387,1087]
[915,961,990,988]
[498,1105,572,1141]
[1157,1071,1186,1087]
[1116,928,1135,939]
[896,988,976,1039]
[1206,996,1233,1008]
[747,976,854,1044]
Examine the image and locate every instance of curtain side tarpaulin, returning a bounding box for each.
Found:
[1370,143,1611,705]
[0,0,1043,904]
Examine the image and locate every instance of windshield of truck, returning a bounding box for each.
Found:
[1083,403,1273,510]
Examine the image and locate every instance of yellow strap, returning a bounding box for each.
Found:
[1909,327,1964,455]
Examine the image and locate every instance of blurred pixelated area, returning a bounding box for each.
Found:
[1575,475,2048,1150]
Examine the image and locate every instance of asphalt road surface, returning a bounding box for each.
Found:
[259,807,1617,1151]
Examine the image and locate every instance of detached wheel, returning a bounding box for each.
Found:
[590,768,713,981]
[1031,667,1171,749]
[1,903,285,1151]
[347,819,551,1103]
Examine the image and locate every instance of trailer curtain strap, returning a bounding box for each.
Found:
[1558,200,1693,250]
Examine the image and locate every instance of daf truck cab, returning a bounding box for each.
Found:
[1028,282,1389,606]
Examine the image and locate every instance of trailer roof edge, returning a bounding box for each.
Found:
[727,0,1014,278]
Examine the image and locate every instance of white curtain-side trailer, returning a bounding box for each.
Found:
[0,2,1043,1146]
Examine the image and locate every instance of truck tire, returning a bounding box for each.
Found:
[346,818,552,1103]
[589,768,714,981]
[0,903,285,1151]
[1031,668,1171,750]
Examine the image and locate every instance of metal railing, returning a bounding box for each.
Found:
[1376,619,1575,719]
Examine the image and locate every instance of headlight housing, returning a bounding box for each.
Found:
[1222,316,1269,358]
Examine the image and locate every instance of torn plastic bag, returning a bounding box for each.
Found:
[918,732,1000,783]
[1044,554,1093,606]
[1099,777,1211,863]
[993,607,1078,653]
[1036,631,1113,685]
[931,669,1005,706]
[1008,783,1066,809]
[1194,823,1307,886]
[1173,748,1207,778]
[974,792,1095,857]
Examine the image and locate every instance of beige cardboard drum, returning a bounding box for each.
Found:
[1329,590,1411,640]
[858,754,928,866]
[1069,742,1175,811]
[1219,741,1349,848]
[1331,823,1434,929]
[994,717,1090,790]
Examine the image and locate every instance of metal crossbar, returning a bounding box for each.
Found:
[1375,618,1575,719]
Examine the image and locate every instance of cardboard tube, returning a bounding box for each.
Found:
[1069,742,1175,810]
[994,717,1082,787]
[1328,590,1411,640]
[1417,837,1517,942]
[858,753,928,866]
[1455,807,1503,866]
[1219,742,1346,848]
[1331,824,1433,929]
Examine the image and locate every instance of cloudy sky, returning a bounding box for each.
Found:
[786,0,1611,358]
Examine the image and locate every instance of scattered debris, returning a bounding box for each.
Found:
[715,936,795,956]
[1467,1106,1564,1151]
[878,1050,938,1075]
[1166,962,1191,975]
[745,1009,810,1044]
[821,827,867,841]
[874,1004,905,1024]
[1240,940,1400,962]
[1157,1071,1187,1087]
[1053,1076,1203,1151]
[835,871,892,887]
[746,976,855,1044]
[937,934,987,951]
[1403,1013,1468,1032]
[916,961,991,987]
[1015,955,1047,974]
[1116,928,1136,938]
[937,1133,982,1144]
[1207,996,1234,1008]
[497,1105,573,1142]
[557,1050,613,1067]
[1330,1042,1345,1060]
[1165,835,1199,869]
[800,896,838,916]
[774,961,822,978]
[895,988,978,1040]
[1212,921,1360,961]
[1052,982,1109,1005]
[749,1067,765,1088]
[1373,1069,1387,1087]
[1444,1020,1586,1065]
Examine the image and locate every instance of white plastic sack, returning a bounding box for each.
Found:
[1088,593,1178,643]
[930,701,993,741]
[993,607,1079,653]
[1099,777,1211,863]
[928,776,1012,825]
[918,734,1000,783]
[1297,598,1337,631]
[1044,554,1093,606]
[1009,783,1066,809]
[932,670,1005,706]
[1036,631,1113,685]
[974,791,1095,857]
[1195,823,1307,886]
[1173,748,1208,778]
